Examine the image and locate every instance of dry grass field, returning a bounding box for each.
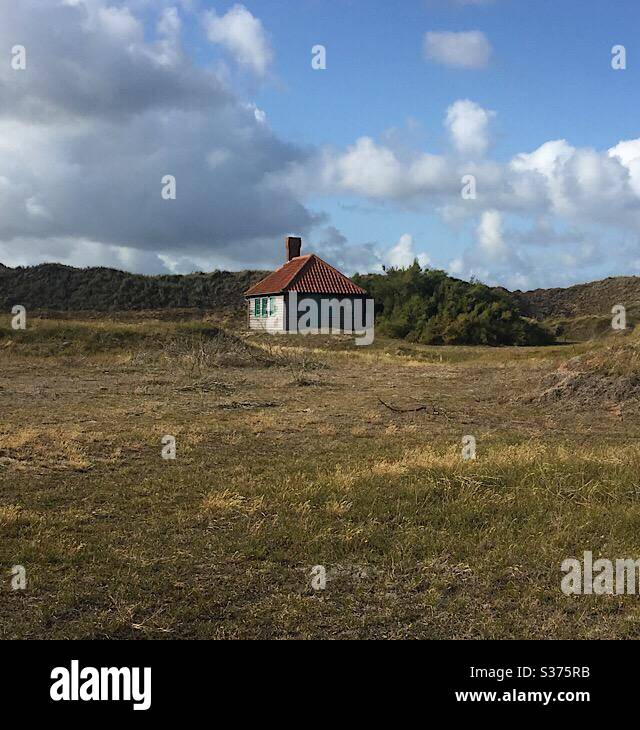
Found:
[3,313,640,639]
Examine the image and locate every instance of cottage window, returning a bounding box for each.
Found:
[254,298,260,317]
[269,297,276,316]
[261,298,268,317]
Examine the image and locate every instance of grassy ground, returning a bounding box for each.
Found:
[2,314,640,639]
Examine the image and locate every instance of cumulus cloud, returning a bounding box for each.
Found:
[424,30,492,69]
[386,233,431,268]
[305,226,430,276]
[273,96,640,288]
[609,139,640,197]
[0,0,317,272]
[275,136,456,202]
[511,139,574,178]
[298,227,430,277]
[312,226,383,275]
[3,3,640,289]
[204,3,273,77]
[510,139,637,227]
[477,210,506,259]
[445,99,495,157]
[155,6,182,66]
[453,210,527,287]
[448,213,611,291]
[447,212,528,289]
[280,107,640,232]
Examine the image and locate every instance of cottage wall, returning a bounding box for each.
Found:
[248,295,285,332]
[283,293,369,333]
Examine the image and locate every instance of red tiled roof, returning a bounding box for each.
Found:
[244,254,366,296]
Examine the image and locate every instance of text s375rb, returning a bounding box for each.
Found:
[470,667,590,680]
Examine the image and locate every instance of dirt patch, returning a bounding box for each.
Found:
[533,369,640,406]
[525,340,640,407]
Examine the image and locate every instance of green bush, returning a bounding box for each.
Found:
[353,262,553,346]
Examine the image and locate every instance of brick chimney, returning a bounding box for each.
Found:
[286,236,302,261]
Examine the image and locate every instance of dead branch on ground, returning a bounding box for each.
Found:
[377,396,451,419]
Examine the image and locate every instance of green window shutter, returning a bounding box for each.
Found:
[261,298,268,317]
[254,298,260,316]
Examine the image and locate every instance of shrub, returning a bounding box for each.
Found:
[353,262,553,346]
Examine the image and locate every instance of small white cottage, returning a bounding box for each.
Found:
[244,237,369,334]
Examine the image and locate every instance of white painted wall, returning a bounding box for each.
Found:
[247,295,285,333]
[248,293,371,333]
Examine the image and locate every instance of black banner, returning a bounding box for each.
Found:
[0,641,631,717]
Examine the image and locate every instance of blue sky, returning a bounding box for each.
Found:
[248,0,640,287]
[253,0,639,153]
[2,0,640,289]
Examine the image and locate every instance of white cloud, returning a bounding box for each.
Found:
[0,236,171,274]
[477,210,506,259]
[424,30,492,69]
[97,5,143,40]
[204,4,273,77]
[312,226,383,275]
[244,102,267,123]
[276,135,456,201]
[155,6,182,66]
[0,0,315,271]
[445,99,495,157]
[609,138,640,196]
[511,139,574,178]
[329,137,406,198]
[447,210,618,291]
[447,211,528,289]
[274,93,640,288]
[158,6,181,37]
[448,256,464,275]
[297,227,431,276]
[281,107,640,238]
[386,233,431,268]
[511,140,634,223]
[3,3,640,289]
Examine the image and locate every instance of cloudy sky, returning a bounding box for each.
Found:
[2,0,640,289]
